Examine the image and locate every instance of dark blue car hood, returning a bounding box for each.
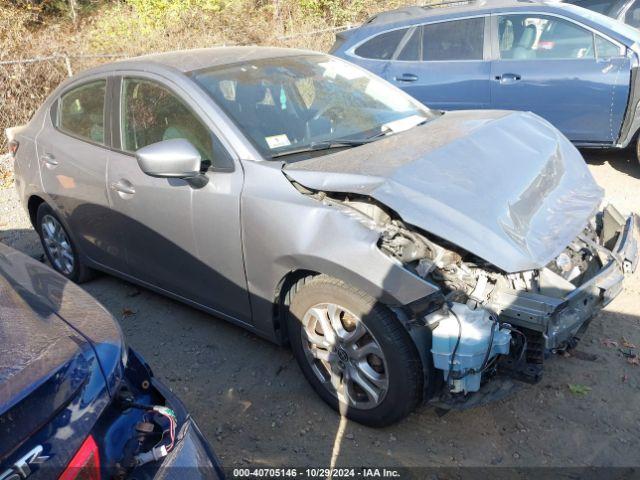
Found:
[0,244,124,459]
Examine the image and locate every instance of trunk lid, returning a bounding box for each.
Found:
[284,110,604,273]
[0,254,96,461]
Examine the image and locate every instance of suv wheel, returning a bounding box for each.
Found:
[286,275,425,427]
[36,203,93,283]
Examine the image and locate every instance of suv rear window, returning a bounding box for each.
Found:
[354,28,408,59]
[422,17,484,61]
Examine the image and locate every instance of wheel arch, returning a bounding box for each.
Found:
[272,269,319,344]
[27,194,46,228]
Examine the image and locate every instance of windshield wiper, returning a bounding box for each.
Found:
[271,117,429,159]
[271,139,373,158]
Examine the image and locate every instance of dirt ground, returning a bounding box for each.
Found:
[1,149,639,471]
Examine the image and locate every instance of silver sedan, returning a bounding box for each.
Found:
[7,47,638,426]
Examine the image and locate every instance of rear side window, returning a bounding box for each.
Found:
[354,28,408,59]
[498,14,595,60]
[58,80,106,144]
[422,17,484,61]
[397,28,421,61]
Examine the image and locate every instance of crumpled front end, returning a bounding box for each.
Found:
[411,204,638,401]
[295,187,638,404]
[492,205,639,352]
[284,109,637,406]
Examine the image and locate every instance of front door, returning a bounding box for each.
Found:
[490,13,631,144]
[384,16,491,110]
[36,78,127,272]
[107,76,251,323]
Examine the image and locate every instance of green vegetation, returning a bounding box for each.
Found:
[0,0,418,149]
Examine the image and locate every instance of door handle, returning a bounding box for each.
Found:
[40,153,58,167]
[110,179,136,195]
[495,73,522,84]
[394,73,419,83]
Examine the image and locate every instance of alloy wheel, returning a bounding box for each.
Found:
[41,214,74,275]
[300,303,389,410]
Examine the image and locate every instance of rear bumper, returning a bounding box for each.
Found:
[545,211,639,349]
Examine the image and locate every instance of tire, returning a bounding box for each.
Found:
[36,203,94,283]
[286,275,424,427]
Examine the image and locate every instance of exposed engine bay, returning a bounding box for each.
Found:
[298,184,633,402]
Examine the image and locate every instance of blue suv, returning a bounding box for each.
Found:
[332,0,640,162]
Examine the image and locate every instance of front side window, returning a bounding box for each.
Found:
[422,17,484,61]
[498,14,595,60]
[595,34,623,57]
[58,80,106,144]
[354,28,409,60]
[193,55,435,159]
[121,78,213,160]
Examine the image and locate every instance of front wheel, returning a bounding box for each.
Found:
[286,275,425,427]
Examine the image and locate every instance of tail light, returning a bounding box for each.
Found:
[8,139,19,157]
[59,435,101,480]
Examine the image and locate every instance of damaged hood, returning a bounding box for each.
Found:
[284,110,604,273]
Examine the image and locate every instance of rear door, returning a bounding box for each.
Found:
[490,12,631,144]
[383,16,492,110]
[35,77,127,272]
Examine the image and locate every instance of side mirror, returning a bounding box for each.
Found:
[135,138,202,178]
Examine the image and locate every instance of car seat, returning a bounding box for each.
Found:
[513,24,537,59]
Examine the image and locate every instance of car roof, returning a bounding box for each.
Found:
[345,0,640,48]
[362,0,546,25]
[83,46,322,76]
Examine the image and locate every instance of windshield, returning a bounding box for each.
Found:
[192,54,436,158]
[561,3,640,44]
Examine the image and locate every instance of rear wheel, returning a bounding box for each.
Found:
[286,275,424,427]
[36,203,94,283]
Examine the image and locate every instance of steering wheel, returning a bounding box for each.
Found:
[311,103,345,121]
[302,104,343,143]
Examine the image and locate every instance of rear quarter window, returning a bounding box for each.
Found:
[354,28,409,59]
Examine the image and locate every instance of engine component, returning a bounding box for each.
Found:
[427,303,511,394]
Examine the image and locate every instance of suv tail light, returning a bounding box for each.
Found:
[59,435,101,480]
[8,139,19,157]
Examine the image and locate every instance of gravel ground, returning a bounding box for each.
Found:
[1,150,639,471]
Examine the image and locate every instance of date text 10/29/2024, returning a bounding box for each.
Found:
[232,468,401,478]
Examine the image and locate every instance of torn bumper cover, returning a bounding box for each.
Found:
[490,208,639,351]
[547,210,638,348]
[424,207,638,400]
